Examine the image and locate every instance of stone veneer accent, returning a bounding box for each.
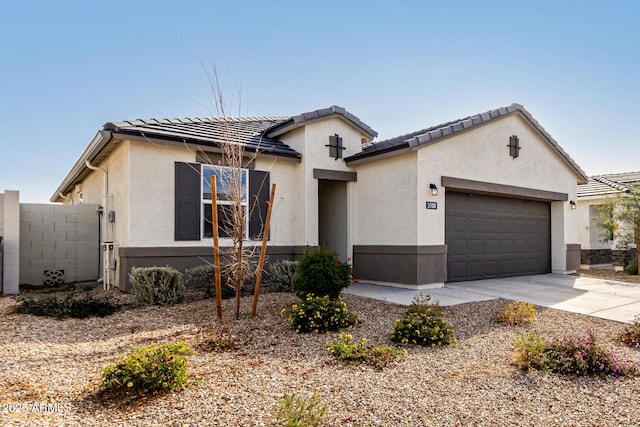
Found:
[580,249,612,265]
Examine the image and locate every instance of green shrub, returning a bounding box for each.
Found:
[406,293,444,317]
[184,264,235,299]
[391,294,456,347]
[326,332,406,370]
[620,315,640,349]
[130,266,185,306]
[266,260,298,292]
[510,332,548,370]
[626,257,638,275]
[100,342,194,396]
[284,295,361,333]
[14,293,120,319]
[494,301,536,325]
[293,248,352,300]
[270,392,328,427]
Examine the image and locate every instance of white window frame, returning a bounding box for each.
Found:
[201,165,249,240]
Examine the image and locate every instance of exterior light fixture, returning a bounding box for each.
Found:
[429,183,438,196]
[507,135,521,158]
[570,200,577,210]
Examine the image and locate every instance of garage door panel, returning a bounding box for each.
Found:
[446,192,551,282]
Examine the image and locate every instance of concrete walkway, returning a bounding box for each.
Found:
[344,274,640,323]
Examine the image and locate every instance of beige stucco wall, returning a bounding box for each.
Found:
[353,152,418,245]
[277,117,363,257]
[414,113,580,273]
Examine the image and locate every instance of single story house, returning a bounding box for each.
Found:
[576,171,640,269]
[51,103,587,290]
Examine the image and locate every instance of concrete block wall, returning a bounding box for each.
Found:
[19,203,99,286]
[1,191,20,294]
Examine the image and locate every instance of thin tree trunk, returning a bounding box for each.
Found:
[235,220,244,319]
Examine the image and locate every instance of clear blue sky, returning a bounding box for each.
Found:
[1,0,638,202]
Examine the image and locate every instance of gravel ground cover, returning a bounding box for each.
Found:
[580,267,640,284]
[1,290,640,426]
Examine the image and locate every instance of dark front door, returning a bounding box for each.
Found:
[318,179,348,261]
[445,191,551,282]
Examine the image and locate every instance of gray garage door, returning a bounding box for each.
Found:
[445,191,551,282]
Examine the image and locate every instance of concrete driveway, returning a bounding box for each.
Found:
[344,274,640,323]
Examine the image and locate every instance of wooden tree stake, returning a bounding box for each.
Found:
[251,183,277,318]
[211,178,223,320]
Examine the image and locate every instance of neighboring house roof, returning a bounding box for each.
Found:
[264,105,378,141]
[577,171,640,198]
[344,103,588,184]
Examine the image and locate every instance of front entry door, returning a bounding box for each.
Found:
[318,179,348,261]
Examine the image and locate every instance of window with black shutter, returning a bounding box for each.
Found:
[175,162,270,241]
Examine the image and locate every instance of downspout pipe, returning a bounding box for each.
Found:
[85,160,109,289]
[58,193,73,205]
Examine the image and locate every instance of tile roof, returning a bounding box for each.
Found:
[104,116,301,158]
[345,103,588,183]
[577,171,640,198]
[264,105,377,140]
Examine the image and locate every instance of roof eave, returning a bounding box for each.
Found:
[50,130,113,202]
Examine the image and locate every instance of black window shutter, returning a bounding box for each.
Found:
[175,162,201,241]
[248,170,270,240]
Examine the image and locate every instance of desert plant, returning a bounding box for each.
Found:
[100,342,194,396]
[620,315,640,349]
[130,266,185,306]
[510,332,548,370]
[184,264,235,299]
[284,295,361,333]
[544,331,637,377]
[326,332,406,370]
[270,392,328,427]
[195,324,237,352]
[406,293,444,317]
[266,260,298,292]
[293,248,353,300]
[14,293,120,319]
[391,294,455,347]
[626,257,638,275]
[494,301,536,325]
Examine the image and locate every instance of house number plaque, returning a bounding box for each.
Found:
[426,201,437,210]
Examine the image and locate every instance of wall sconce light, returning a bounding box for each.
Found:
[429,183,438,196]
[569,200,576,210]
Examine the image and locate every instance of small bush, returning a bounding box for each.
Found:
[544,331,637,377]
[266,260,298,292]
[100,342,194,396]
[270,392,328,427]
[620,315,640,349]
[510,332,548,371]
[391,294,456,347]
[511,331,638,378]
[14,293,120,319]
[406,293,444,317]
[326,332,406,370]
[293,248,352,300]
[284,295,361,333]
[184,264,235,299]
[626,257,638,275]
[130,266,185,306]
[494,301,536,325]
